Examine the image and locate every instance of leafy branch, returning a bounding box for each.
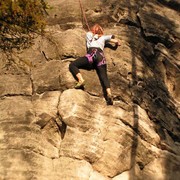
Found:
[0,0,49,50]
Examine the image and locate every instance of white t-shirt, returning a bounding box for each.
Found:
[86,32,112,50]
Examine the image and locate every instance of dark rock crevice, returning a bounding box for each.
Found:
[30,73,35,96]
[158,0,180,11]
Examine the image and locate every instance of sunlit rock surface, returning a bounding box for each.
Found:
[0,0,179,179]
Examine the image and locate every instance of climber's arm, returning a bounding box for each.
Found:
[109,36,121,46]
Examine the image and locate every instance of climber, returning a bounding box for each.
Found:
[69,24,120,105]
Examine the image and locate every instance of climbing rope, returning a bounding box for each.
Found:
[78,0,90,31]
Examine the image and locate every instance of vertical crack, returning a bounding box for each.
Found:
[55,92,67,140]
[30,70,35,96]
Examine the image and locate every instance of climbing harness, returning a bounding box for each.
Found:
[85,48,106,67]
[78,0,90,31]
[85,48,97,64]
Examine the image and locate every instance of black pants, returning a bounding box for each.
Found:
[69,56,110,91]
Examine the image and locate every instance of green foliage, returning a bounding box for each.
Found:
[0,0,48,50]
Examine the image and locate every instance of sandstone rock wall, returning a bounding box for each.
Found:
[0,0,180,179]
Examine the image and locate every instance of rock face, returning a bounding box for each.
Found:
[0,0,180,179]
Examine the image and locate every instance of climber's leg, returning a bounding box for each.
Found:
[69,56,91,89]
[96,65,113,105]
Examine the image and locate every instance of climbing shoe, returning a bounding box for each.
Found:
[106,94,113,105]
[74,80,85,89]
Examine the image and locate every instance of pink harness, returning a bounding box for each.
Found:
[85,48,106,67]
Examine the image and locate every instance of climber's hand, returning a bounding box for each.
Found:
[115,41,121,46]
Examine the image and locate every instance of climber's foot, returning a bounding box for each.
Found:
[106,94,113,105]
[74,80,85,89]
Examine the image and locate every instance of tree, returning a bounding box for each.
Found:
[0,0,48,50]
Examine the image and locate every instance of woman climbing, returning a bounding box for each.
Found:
[69,24,120,105]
